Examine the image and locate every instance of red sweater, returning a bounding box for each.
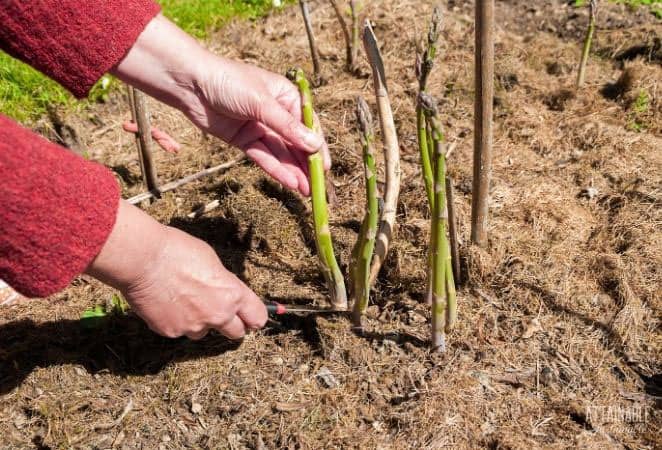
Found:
[0,0,161,297]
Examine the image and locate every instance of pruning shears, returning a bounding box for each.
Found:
[264,301,343,316]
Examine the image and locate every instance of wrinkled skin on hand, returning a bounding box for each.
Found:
[184,58,330,197]
[124,226,267,340]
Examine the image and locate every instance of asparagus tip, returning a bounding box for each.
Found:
[285,67,301,83]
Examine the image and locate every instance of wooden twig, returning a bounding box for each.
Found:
[128,86,160,198]
[363,21,401,285]
[187,199,220,219]
[446,176,461,286]
[471,0,494,248]
[127,157,244,205]
[299,0,324,86]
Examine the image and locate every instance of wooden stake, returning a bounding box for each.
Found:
[362,21,401,286]
[446,176,461,285]
[471,0,494,247]
[127,157,244,205]
[128,86,160,198]
[299,0,324,86]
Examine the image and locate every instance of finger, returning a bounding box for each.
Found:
[262,133,310,196]
[276,90,329,172]
[257,97,324,154]
[229,120,265,150]
[151,127,181,153]
[245,141,298,191]
[122,121,181,154]
[186,327,209,341]
[234,285,268,330]
[215,315,246,340]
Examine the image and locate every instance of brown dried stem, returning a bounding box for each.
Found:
[362,21,401,285]
[329,0,350,72]
[127,157,244,205]
[299,0,324,86]
[350,1,360,72]
[128,86,160,198]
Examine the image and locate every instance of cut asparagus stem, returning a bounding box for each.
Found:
[577,0,597,88]
[299,0,324,86]
[362,21,401,286]
[351,96,379,328]
[287,68,347,310]
[128,86,160,199]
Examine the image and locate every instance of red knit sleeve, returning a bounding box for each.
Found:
[0,115,120,297]
[0,0,161,98]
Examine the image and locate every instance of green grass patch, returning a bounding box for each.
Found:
[0,0,283,123]
[160,0,283,39]
[627,89,651,132]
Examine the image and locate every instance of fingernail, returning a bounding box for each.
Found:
[299,127,323,151]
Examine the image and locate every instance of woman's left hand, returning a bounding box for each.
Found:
[113,14,329,197]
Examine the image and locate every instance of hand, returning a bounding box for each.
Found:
[86,201,267,339]
[112,14,329,197]
[186,58,331,197]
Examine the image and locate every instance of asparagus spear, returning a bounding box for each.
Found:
[286,68,347,310]
[351,96,379,328]
[415,5,442,206]
[420,93,457,350]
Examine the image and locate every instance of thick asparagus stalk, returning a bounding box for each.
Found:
[577,0,597,88]
[351,96,379,328]
[287,68,347,309]
[429,116,448,352]
[421,94,457,350]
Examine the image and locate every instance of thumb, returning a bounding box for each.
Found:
[258,97,324,154]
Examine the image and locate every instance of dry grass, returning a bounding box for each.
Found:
[1,0,660,448]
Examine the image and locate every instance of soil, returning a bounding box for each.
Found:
[1,0,661,448]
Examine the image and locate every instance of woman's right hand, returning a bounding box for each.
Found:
[86,200,267,340]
